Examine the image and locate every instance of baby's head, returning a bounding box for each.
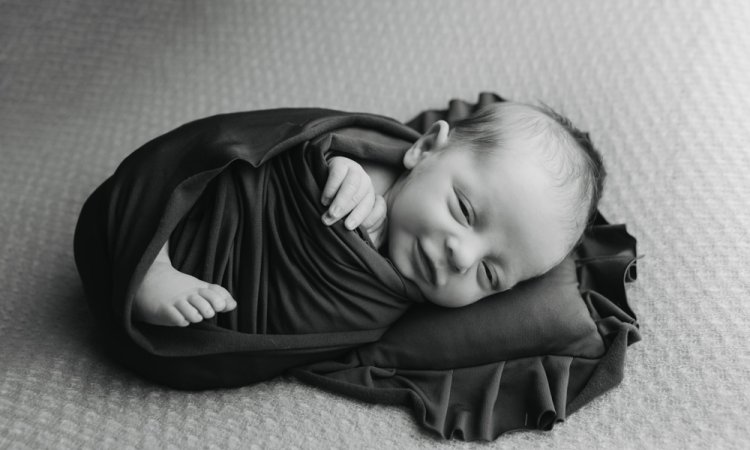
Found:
[384,101,605,306]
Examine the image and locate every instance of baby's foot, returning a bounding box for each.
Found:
[133,261,237,327]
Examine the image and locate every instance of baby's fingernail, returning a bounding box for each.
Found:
[321,197,330,206]
[345,219,354,229]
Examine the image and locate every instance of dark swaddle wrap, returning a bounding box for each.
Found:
[74,108,424,386]
[74,93,640,440]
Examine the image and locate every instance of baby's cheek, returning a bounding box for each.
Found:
[385,230,409,276]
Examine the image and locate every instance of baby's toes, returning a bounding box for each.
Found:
[164,306,190,327]
[205,284,237,311]
[188,294,216,319]
[198,286,227,312]
[175,299,205,323]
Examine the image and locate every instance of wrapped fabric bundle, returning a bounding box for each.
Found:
[74,93,639,440]
[74,107,424,386]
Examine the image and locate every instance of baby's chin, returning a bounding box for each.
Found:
[392,263,484,308]
[422,291,482,308]
[406,275,484,308]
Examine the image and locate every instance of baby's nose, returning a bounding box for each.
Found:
[445,235,480,274]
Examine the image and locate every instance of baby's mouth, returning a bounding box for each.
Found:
[415,240,436,286]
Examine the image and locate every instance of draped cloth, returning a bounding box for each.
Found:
[74,108,425,386]
[74,93,640,440]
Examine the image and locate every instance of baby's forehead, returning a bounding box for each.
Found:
[486,123,575,178]
[468,134,558,175]
[462,145,575,217]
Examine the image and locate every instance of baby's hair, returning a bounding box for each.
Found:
[448,101,606,250]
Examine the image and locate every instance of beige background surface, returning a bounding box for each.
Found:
[1,0,748,448]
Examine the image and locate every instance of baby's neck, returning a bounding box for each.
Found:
[355,157,403,198]
[354,157,406,254]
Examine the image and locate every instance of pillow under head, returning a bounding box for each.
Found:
[358,255,606,370]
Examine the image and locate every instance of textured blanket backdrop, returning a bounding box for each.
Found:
[1,0,748,448]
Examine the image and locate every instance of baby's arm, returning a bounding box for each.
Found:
[321,156,387,248]
[132,241,237,327]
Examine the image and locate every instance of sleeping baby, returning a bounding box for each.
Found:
[132,101,605,327]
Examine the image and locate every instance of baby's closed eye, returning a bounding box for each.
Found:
[480,260,500,291]
[452,188,473,225]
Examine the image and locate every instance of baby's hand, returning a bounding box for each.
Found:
[321,156,387,248]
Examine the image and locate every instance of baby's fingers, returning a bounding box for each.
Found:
[361,195,387,230]
[323,173,368,225]
[321,161,349,207]
[343,189,376,230]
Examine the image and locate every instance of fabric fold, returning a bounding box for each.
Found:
[293,353,600,440]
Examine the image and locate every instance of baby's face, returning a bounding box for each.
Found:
[385,124,571,307]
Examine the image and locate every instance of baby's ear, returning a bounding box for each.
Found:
[403,120,450,169]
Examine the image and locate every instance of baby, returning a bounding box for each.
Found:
[133,101,605,326]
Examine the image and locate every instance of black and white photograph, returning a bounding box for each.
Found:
[1,1,747,448]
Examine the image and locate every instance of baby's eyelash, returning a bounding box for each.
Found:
[458,198,470,220]
[482,261,492,281]
[482,261,502,291]
[454,188,472,224]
